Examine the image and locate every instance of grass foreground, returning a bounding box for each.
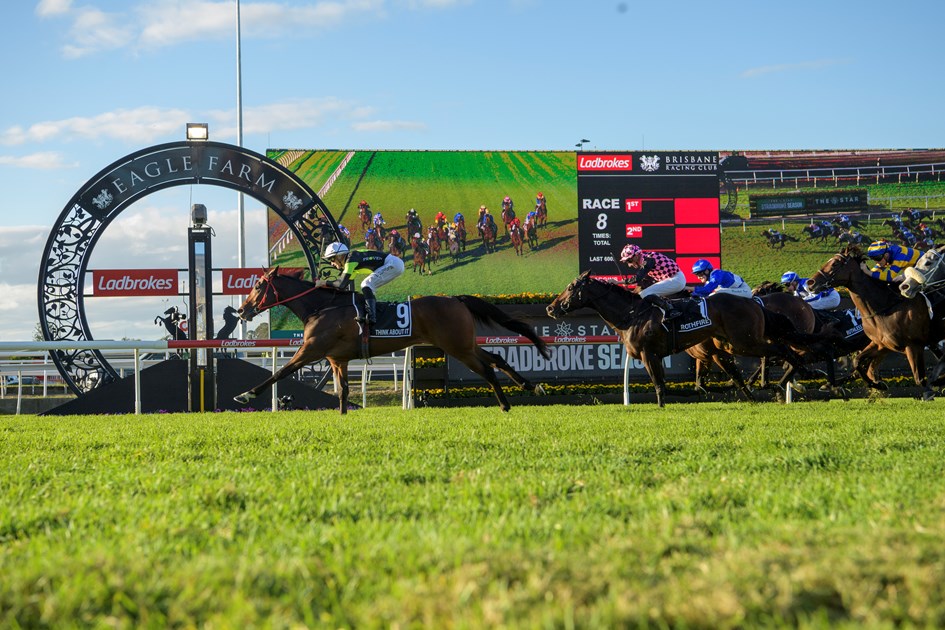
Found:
[2,401,945,628]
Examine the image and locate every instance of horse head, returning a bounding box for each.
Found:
[237,267,281,321]
[547,270,596,318]
[808,246,864,292]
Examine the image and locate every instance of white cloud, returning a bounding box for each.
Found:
[0,107,191,146]
[137,0,386,49]
[351,120,426,132]
[42,0,394,57]
[740,58,849,79]
[0,152,78,169]
[36,0,73,17]
[209,98,356,139]
[62,7,136,58]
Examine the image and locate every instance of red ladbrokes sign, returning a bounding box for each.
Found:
[91,269,178,296]
[576,154,634,172]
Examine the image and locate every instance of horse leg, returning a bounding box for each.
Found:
[478,348,545,395]
[694,358,709,394]
[715,353,754,401]
[330,359,351,413]
[234,345,323,405]
[640,349,666,407]
[853,342,887,390]
[905,344,935,401]
[452,350,512,411]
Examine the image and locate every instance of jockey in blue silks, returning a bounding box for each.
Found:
[864,240,923,283]
[781,271,841,310]
[691,259,752,298]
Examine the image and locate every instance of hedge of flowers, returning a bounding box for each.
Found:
[415,374,924,400]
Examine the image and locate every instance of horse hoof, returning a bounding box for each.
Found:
[789,381,806,394]
[534,383,547,396]
[871,381,889,391]
[234,393,251,404]
[922,390,936,402]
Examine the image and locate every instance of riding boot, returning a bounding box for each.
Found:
[362,287,377,325]
[644,294,681,320]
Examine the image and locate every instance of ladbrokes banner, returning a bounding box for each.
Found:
[86,268,305,296]
[90,269,179,296]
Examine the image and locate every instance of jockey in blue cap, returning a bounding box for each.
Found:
[781,271,841,310]
[691,259,752,298]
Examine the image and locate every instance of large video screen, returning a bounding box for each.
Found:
[266,148,945,337]
[266,150,726,335]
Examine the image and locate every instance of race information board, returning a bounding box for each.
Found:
[577,152,721,283]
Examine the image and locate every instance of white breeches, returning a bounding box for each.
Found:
[639,271,687,297]
[360,255,405,292]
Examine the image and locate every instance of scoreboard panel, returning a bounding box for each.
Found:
[577,151,721,284]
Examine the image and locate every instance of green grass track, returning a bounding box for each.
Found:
[2,400,945,627]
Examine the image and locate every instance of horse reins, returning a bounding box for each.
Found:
[253,275,322,312]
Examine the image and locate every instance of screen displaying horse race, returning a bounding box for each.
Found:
[266,148,945,336]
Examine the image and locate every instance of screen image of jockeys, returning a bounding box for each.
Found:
[576,152,722,285]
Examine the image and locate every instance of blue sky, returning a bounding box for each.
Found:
[1,0,944,341]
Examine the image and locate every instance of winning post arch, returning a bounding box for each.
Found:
[39,140,341,395]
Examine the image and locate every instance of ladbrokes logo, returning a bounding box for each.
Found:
[576,154,633,172]
[92,269,178,296]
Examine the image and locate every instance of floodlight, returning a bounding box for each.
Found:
[186,123,209,141]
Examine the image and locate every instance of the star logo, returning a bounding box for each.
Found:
[554,322,573,336]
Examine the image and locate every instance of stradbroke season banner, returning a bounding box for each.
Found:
[448,314,692,381]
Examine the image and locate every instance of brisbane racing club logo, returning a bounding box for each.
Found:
[639,155,660,172]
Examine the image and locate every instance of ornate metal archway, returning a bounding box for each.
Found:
[39,140,340,395]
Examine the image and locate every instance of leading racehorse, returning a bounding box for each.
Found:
[235,268,549,413]
[547,271,813,407]
[808,246,945,400]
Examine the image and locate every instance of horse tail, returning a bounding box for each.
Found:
[455,295,551,359]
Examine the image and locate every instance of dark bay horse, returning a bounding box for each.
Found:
[235,268,549,413]
[808,247,945,399]
[547,271,812,407]
[688,285,861,398]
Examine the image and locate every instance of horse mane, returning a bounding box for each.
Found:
[269,268,352,295]
[753,281,785,296]
[840,244,865,261]
[587,275,640,303]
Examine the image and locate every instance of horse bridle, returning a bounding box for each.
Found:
[558,276,592,312]
[242,272,320,318]
[810,253,847,290]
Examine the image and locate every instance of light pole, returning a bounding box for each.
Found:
[576,138,590,151]
[235,0,246,339]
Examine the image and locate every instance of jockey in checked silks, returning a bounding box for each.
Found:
[619,244,687,321]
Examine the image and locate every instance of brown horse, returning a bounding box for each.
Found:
[387,231,406,259]
[808,246,945,399]
[426,227,441,265]
[687,288,847,398]
[357,202,372,233]
[509,223,524,256]
[548,271,813,407]
[454,219,467,252]
[524,217,539,250]
[500,206,516,235]
[446,227,461,261]
[235,268,550,413]
[536,196,548,227]
[413,243,429,274]
[482,222,497,253]
[364,229,383,252]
